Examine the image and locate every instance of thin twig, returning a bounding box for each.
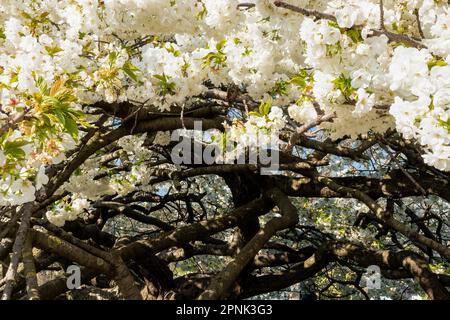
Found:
[237,3,255,10]
[274,1,426,49]
[379,0,385,30]
[1,203,35,300]
[414,9,425,39]
[274,1,337,21]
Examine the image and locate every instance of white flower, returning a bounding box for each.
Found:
[422,147,450,171]
[388,47,431,94]
[11,180,36,205]
[60,134,77,151]
[254,116,266,128]
[46,211,66,227]
[419,117,450,147]
[4,17,25,44]
[288,101,318,123]
[433,88,450,108]
[105,87,116,103]
[313,71,335,101]
[52,152,66,165]
[72,198,89,213]
[268,106,284,121]
[351,69,371,89]
[319,23,341,45]
[38,34,53,46]
[335,7,358,28]
[353,88,375,116]
[35,165,49,190]
[300,18,319,43]
[19,35,39,52]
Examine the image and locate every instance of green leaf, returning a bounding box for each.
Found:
[153,73,176,96]
[166,44,181,57]
[53,108,66,126]
[78,31,87,40]
[40,12,50,20]
[242,47,252,57]
[263,101,272,115]
[325,43,342,56]
[109,51,117,65]
[332,73,355,99]
[64,117,79,139]
[19,11,33,20]
[438,118,450,134]
[10,72,19,84]
[219,132,227,151]
[328,21,362,43]
[200,40,227,70]
[428,58,448,71]
[3,139,29,159]
[271,80,289,96]
[181,60,190,77]
[328,21,340,29]
[122,61,140,82]
[36,76,49,95]
[290,69,312,91]
[42,95,63,107]
[197,1,207,20]
[346,28,363,43]
[257,99,272,116]
[153,74,166,81]
[216,39,226,52]
[45,46,63,57]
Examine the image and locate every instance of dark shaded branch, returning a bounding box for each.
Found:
[1,203,36,300]
[21,235,40,300]
[198,188,298,299]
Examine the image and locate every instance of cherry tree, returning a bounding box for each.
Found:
[0,0,449,300]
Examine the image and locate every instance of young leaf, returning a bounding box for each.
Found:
[122,61,140,82]
[64,117,79,139]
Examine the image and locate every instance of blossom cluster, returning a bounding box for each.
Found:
[218,102,287,163]
[1,0,450,212]
[45,197,89,227]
